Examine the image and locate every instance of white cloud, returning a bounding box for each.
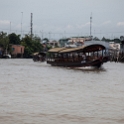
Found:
[0,20,10,25]
[15,24,21,29]
[102,20,111,25]
[117,22,124,26]
[75,22,90,29]
[83,22,90,27]
[66,24,74,29]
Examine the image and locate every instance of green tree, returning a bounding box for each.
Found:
[113,38,120,43]
[21,35,43,58]
[0,32,11,55]
[93,37,100,41]
[42,38,49,43]
[101,37,106,41]
[8,33,21,45]
[101,37,112,42]
[33,35,41,42]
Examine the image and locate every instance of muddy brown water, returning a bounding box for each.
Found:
[0,59,124,124]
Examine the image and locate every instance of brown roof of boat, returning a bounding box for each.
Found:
[32,52,39,55]
[48,47,67,53]
[48,44,106,53]
[59,46,86,53]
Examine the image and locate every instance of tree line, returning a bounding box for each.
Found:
[1,31,124,58]
[0,32,44,58]
[93,36,123,43]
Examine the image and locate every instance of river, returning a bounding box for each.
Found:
[0,59,124,124]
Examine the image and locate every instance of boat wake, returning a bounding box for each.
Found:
[69,66,106,72]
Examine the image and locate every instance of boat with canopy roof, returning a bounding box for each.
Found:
[46,44,109,68]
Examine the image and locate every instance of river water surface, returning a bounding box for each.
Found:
[0,59,124,124]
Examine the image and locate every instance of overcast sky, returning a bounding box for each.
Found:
[0,0,124,39]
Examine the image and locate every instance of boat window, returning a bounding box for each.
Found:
[86,53,88,56]
[55,53,58,58]
[58,54,62,57]
[74,53,78,57]
[68,53,73,58]
[88,53,91,56]
[63,53,67,58]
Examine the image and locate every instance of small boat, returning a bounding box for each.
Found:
[2,54,11,58]
[32,51,46,62]
[46,44,109,68]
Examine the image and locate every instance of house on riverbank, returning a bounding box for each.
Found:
[11,45,24,58]
[59,36,92,47]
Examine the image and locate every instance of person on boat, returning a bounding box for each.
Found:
[81,53,86,63]
[82,53,86,60]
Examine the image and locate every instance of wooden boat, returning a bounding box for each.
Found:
[46,44,109,68]
[32,51,46,62]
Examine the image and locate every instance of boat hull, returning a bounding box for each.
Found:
[47,58,106,68]
[47,44,109,68]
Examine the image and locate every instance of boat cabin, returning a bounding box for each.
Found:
[33,51,46,62]
[46,44,109,68]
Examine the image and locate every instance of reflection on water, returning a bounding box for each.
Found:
[0,59,124,124]
[69,66,107,72]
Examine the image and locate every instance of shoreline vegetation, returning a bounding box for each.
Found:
[0,31,124,58]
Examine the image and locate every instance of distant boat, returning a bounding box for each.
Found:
[46,44,109,68]
[2,54,11,58]
[32,51,46,62]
